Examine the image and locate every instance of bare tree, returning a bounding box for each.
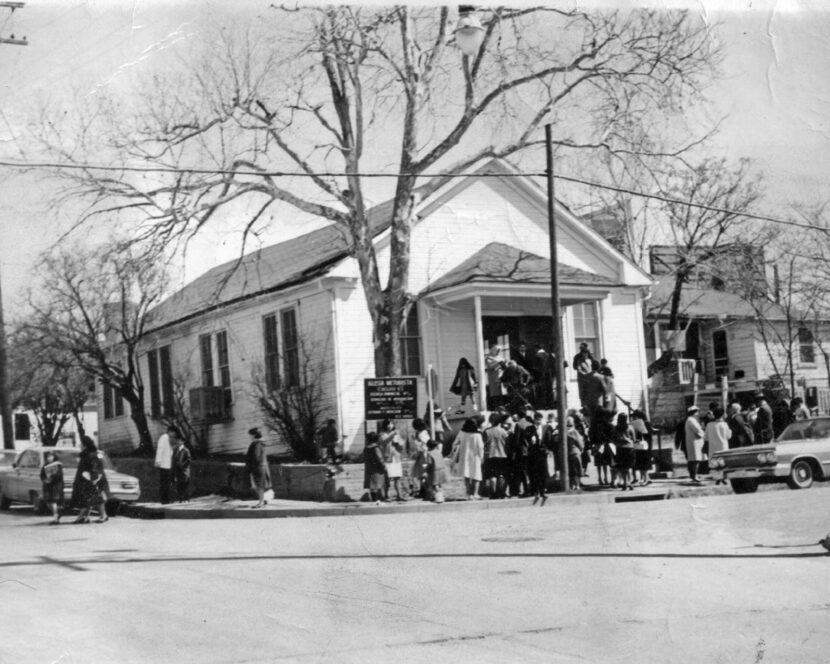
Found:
[7,326,91,446]
[767,207,830,390]
[653,157,763,331]
[251,337,328,463]
[24,242,167,455]
[39,6,721,377]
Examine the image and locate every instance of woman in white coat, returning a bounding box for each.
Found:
[453,418,484,499]
[704,406,732,484]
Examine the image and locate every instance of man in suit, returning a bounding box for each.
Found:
[753,392,774,445]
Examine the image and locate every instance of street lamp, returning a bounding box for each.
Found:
[454,6,484,57]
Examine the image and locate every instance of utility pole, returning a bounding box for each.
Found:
[0,0,25,449]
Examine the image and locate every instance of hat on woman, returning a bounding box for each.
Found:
[687,405,699,414]
[461,418,479,433]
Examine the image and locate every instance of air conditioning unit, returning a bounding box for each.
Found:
[189,386,228,423]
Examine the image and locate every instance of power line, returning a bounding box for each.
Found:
[0,157,820,232]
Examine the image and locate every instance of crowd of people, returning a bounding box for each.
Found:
[362,344,661,502]
[680,391,814,484]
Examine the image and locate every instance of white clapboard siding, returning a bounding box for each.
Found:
[332,282,376,454]
[600,291,648,412]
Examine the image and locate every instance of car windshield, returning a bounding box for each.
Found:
[777,418,830,441]
[0,450,18,465]
[41,449,116,471]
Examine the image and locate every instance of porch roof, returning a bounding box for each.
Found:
[646,278,792,321]
[420,242,620,295]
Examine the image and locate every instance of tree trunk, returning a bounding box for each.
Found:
[72,409,87,440]
[667,270,687,331]
[127,399,154,455]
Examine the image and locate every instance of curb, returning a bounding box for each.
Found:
[122,482,734,520]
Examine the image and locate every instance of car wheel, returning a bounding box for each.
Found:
[787,459,814,490]
[0,493,10,510]
[729,478,759,494]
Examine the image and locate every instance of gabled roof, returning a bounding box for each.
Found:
[421,242,620,294]
[147,157,641,332]
[646,277,791,321]
[148,182,438,331]
[147,225,346,330]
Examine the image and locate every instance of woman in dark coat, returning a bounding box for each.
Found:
[245,427,272,508]
[40,450,64,525]
[70,436,110,523]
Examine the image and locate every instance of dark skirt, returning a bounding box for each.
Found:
[366,472,385,491]
[70,475,106,508]
[42,481,64,505]
[484,457,511,480]
[615,445,634,470]
[634,449,651,472]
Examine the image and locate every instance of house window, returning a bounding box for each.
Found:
[147,349,161,418]
[799,327,816,364]
[216,330,232,408]
[712,330,729,377]
[572,302,599,356]
[400,306,422,376]
[148,346,175,418]
[199,334,214,387]
[281,308,299,388]
[160,345,174,415]
[14,413,30,440]
[103,383,124,420]
[263,314,280,392]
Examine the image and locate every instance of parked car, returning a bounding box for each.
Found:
[0,446,141,512]
[709,417,830,493]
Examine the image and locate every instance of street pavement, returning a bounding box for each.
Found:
[1,485,829,663]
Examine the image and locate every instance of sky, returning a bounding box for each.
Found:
[1,0,830,317]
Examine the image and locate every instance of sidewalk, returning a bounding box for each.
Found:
[122,474,734,520]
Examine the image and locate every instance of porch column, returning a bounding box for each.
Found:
[474,295,487,412]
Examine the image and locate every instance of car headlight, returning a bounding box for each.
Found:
[756,453,767,464]
[764,452,777,463]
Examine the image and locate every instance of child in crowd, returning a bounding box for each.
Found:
[449,357,478,407]
[566,417,584,491]
[409,418,431,498]
[363,432,386,503]
[425,439,446,503]
[380,419,407,502]
[614,412,635,491]
[40,450,64,525]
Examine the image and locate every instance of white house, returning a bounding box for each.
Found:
[97,160,653,456]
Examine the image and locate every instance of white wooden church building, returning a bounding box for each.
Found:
[98,159,652,456]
